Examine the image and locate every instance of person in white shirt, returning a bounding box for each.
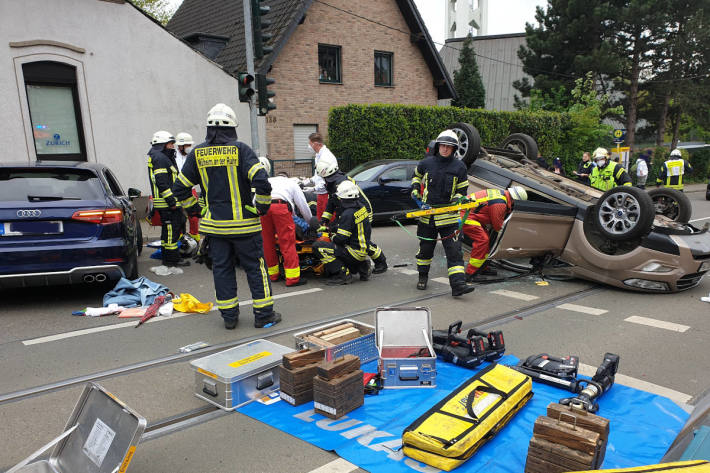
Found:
[258,157,313,287]
[635,155,649,189]
[308,132,335,220]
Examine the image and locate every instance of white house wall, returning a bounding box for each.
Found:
[0,0,254,193]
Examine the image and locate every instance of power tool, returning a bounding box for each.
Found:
[559,352,620,413]
[511,354,580,392]
[432,321,505,369]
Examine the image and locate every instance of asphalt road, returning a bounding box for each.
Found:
[1,185,709,472]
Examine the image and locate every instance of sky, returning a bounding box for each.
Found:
[165,0,544,45]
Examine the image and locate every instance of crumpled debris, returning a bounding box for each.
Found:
[701,294,710,303]
[173,293,214,313]
[80,303,124,317]
[158,301,174,316]
[150,265,184,276]
[103,276,169,308]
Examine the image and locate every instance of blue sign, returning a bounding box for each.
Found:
[46,133,71,147]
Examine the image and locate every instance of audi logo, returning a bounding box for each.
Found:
[17,209,42,218]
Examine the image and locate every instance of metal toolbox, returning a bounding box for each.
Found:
[10,382,146,473]
[190,339,293,411]
[376,307,437,388]
[294,318,377,363]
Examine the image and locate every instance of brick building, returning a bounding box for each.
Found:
[167,0,455,173]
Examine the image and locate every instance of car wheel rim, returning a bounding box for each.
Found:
[598,192,641,235]
[505,139,526,155]
[451,127,469,161]
[652,196,679,220]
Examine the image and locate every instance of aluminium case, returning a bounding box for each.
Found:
[190,339,293,411]
[376,307,437,388]
[11,382,146,473]
[294,319,377,363]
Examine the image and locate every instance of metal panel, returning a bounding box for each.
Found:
[293,124,317,160]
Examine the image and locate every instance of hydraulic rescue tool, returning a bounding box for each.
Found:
[559,352,620,413]
[511,353,580,392]
[432,321,505,369]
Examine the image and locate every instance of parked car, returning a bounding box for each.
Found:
[461,130,710,293]
[348,159,419,222]
[0,161,142,288]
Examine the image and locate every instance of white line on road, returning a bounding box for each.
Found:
[578,363,692,405]
[625,315,690,333]
[556,303,608,316]
[23,288,322,346]
[432,277,450,285]
[396,268,419,276]
[307,458,358,473]
[490,289,539,301]
[689,216,710,223]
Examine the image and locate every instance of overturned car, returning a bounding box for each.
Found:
[451,126,710,293]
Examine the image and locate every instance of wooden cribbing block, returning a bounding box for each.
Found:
[305,335,335,347]
[526,437,595,471]
[278,362,320,406]
[283,348,324,369]
[532,415,600,456]
[313,369,364,419]
[546,403,609,468]
[316,354,360,381]
[525,453,577,473]
[312,323,354,338]
[321,328,360,345]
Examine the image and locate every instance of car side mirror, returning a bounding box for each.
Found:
[128,188,142,199]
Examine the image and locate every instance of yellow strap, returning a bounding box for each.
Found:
[407,201,482,218]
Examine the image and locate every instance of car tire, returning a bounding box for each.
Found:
[449,122,481,166]
[647,187,692,223]
[594,186,655,241]
[500,133,538,160]
[136,221,144,256]
[706,184,710,201]
[124,249,139,280]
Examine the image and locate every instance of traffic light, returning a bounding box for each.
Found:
[256,73,276,115]
[251,0,273,60]
[238,72,255,102]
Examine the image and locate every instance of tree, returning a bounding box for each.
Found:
[452,34,486,109]
[131,0,176,25]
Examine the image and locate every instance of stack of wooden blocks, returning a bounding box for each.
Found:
[279,348,324,406]
[525,403,610,473]
[313,354,363,419]
[303,322,362,347]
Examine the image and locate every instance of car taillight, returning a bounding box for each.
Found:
[72,208,123,224]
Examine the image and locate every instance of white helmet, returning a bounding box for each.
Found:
[670,149,682,157]
[593,147,609,159]
[258,156,271,176]
[176,132,194,146]
[435,130,460,150]
[207,103,237,127]
[179,234,198,258]
[507,186,528,201]
[316,154,339,178]
[151,130,175,145]
[336,180,360,199]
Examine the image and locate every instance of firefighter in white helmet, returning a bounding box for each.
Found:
[589,147,632,191]
[656,148,692,191]
[174,132,200,240]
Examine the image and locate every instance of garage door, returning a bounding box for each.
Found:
[293,124,317,160]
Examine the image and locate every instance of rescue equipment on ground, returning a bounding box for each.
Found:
[376,307,437,388]
[512,353,580,392]
[559,353,620,413]
[563,461,710,473]
[279,348,325,406]
[402,363,533,471]
[313,355,364,419]
[432,321,506,369]
[294,319,378,363]
[190,339,293,411]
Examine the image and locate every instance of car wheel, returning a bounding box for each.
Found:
[500,133,538,160]
[449,122,481,166]
[136,221,144,256]
[706,184,710,201]
[124,249,139,280]
[647,187,692,223]
[594,186,655,241]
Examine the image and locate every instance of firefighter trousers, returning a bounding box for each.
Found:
[462,220,490,275]
[313,241,369,277]
[158,209,182,264]
[260,202,301,286]
[416,221,466,286]
[209,234,274,323]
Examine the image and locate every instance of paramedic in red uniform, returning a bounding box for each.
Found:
[461,187,527,281]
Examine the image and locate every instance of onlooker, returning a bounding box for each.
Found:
[634,154,648,189]
[552,157,565,176]
[307,132,335,220]
[535,152,549,170]
[573,152,594,185]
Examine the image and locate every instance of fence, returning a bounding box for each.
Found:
[267,156,358,177]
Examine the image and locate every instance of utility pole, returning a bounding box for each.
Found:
[242,0,260,155]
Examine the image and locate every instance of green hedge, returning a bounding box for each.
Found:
[327,104,567,167]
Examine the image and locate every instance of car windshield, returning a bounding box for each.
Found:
[0,168,106,202]
[348,163,389,182]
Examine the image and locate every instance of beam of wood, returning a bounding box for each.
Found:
[283,348,324,369]
[316,354,360,380]
[312,323,354,338]
[532,416,600,456]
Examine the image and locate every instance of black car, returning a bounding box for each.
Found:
[348,159,419,221]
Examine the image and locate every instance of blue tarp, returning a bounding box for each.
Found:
[238,356,689,473]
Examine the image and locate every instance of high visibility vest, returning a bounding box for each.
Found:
[664,159,685,190]
[590,162,629,191]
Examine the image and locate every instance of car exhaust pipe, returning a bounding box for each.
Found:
[95,273,107,283]
[83,274,95,283]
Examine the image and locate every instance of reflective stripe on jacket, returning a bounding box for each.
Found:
[590,162,632,191]
[461,189,510,231]
[147,145,179,209]
[657,159,691,190]
[332,200,372,261]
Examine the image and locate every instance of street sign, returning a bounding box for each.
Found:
[613,128,626,143]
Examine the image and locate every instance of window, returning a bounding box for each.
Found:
[104,170,125,196]
[380,166,408,182]
[293,124,318,160]
[318,44,341,83]
[374,51,393,86]
[22,61,86,161]
[0,168,105,202]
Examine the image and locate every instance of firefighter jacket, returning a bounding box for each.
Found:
[590,161,632,191]
[321,171,374,222]
[411,154,469,226]
[657,158,692,190]
[332,199,371,262]
[147,145,179,209]
[172,127,271,237]
[461,189,511,231]
[576,160,594,185]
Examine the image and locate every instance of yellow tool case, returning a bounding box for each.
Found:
[565,460,710,472]
[402,363,533,471]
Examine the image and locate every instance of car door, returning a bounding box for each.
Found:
[376,165,412,213]
[103,169,137,248]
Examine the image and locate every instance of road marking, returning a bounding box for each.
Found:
[432,277,450,285]
[557,303,608,316]
[625,315,690,333]
[23,288,322,346]
[307,458,358,473]
[689,216,710,223]
[396,268,419,276]
[490,289,539,301]
[579,363,692,405]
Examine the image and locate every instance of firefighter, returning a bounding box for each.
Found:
[656,148,692,191]
[410,130,475,297]
[172,103,281,330]
[257,157,312,287]
[589,147,632,191]
[147,130,187,268]
[316,154,388,274]
[175,132,201,241]
[461,187,528,281]
[313,180,373,285]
